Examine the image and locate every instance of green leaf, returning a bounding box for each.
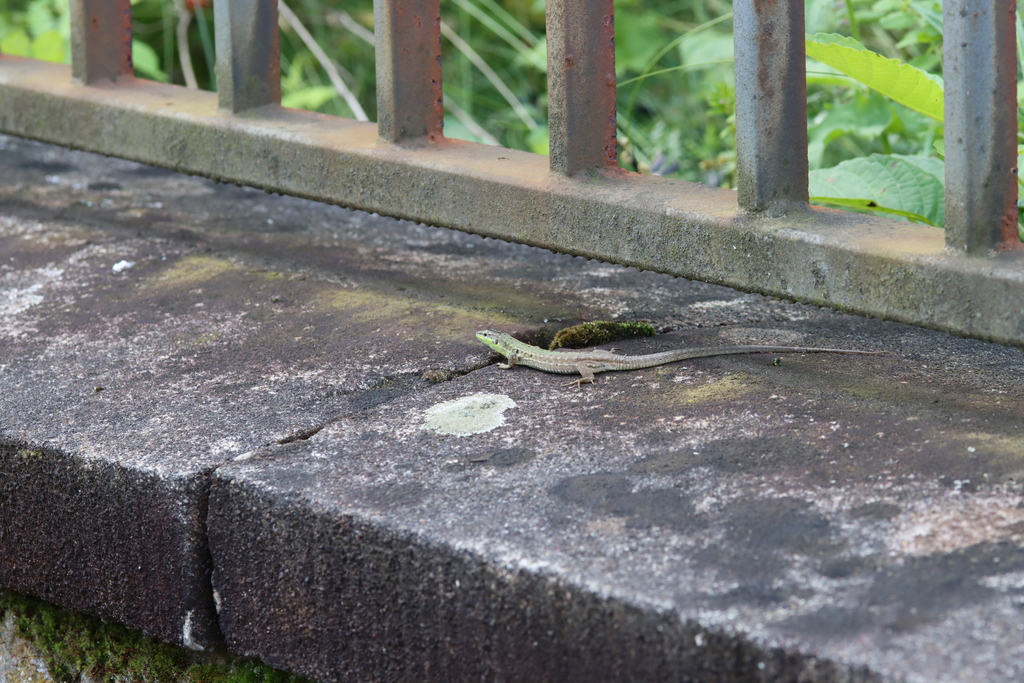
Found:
[895,29,940,51]
[514,36,547,72]
[0,29,32,57]
[879,12,917,31]
[908,0,943,33]
[806,71,865,89]
[281,85,337,111]
[805,33,944,122]
[897,154,944,180]
[872,0,903,13]
[26,0,63,38]
[808,93,894,168]
[615,10,663,74]
[809,153,945,226]
[132,39,167,82]
[527,125,549,155]
[811,196,934,224]
[31,30,65,62]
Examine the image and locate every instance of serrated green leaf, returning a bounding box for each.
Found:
[808,33,867,50]
[806,32,944,122]
[898,154,944,180]
[809,153,945,226]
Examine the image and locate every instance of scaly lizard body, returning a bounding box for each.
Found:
[476,330,884,387]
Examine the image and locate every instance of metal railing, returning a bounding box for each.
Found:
[1,1,1022,346]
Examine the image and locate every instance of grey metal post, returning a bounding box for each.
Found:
[213,0,281,113]
[943,0,1019,254]
[733,0,808,213]
[546,0,617,175]
[69,0,133,84]
[374,0,443,143]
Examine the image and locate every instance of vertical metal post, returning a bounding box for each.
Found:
[546,0,616,176]
[943,0,1019,254]
[214,0,281,113]
[733,0,808,213]
[69,0,133,84]
[374,0,443,143]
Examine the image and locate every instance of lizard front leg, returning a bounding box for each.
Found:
[498,350,521,370]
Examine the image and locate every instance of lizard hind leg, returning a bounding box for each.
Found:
[563,362,599,389]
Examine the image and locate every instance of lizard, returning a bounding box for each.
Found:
[476,329,884,388]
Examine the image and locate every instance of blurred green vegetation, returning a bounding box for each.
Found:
[1,589,310,683]
[1,0,1021,227]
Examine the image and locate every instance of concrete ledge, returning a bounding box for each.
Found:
[0,134,511,649]
[0,443,219,649]
[205,340,1024,682]
[209,464,881,683]
[5,134,1024,682]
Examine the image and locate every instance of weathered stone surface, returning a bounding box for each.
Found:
[6,133,1024,681]
[0,134,572,649]
[210,325,1024,682]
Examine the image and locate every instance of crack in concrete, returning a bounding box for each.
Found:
[277,424,325,445]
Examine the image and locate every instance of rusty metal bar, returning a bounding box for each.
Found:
[546,0,617,175]
[374,0,443,143]
[213,0,280,112]
[733,0,808,214]
[943,0,1019,254]
[69,0,133,84]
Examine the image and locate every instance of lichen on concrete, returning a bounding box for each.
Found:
[421,393,518,437]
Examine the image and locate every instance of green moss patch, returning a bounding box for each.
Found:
[0,591,309,683]
[548,321,657,350]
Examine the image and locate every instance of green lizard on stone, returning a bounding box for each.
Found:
[476,329,883,388]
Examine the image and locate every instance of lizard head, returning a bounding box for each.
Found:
[475,330,509,357]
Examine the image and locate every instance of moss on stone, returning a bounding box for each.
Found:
[668,373,760,404]
[0,590,309,683]
[548,321,657,350]
[147,255,240,289]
